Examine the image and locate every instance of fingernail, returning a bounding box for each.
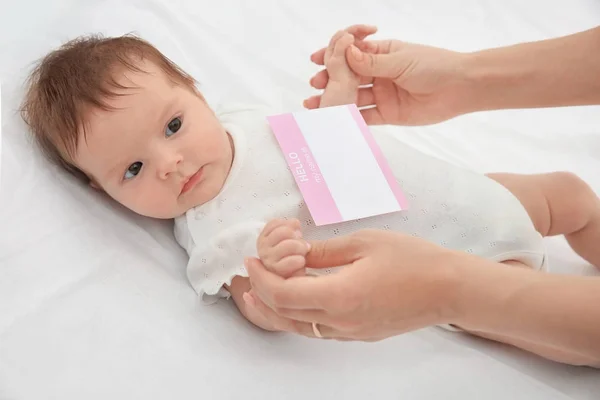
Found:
[306,241,311,251]
[294,230,303,239]
[351,45,362,61]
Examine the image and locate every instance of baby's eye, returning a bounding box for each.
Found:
[124,161,143,180]
[166,117,182,137]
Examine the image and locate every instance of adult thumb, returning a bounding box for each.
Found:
[305,235,363,270]
[347,45,400,79]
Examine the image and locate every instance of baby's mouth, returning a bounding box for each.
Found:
[180,166,204,195]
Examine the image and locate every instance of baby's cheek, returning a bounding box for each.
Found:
[121,185,176,219]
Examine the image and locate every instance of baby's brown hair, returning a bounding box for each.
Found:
[20,34,197,182]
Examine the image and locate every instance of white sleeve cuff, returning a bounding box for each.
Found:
[183,221,264,304]
[191,262,250,305]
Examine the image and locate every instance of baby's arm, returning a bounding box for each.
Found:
[318,31,361,108]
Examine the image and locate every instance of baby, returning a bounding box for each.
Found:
[20,26,600,333]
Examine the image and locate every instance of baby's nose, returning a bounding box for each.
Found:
[157,154,183,179]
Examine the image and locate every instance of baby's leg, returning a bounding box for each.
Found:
[487,172,600,267]
[458,172,600,364]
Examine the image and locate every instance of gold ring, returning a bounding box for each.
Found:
[312,322,323,338]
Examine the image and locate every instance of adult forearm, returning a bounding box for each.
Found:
[462,26,600,112]
[449,258,600,366]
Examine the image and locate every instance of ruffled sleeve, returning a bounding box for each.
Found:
[185,221,265,304]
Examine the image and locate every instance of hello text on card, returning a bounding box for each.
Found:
[267,104,408,226]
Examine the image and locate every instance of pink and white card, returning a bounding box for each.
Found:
[267,104,408,226]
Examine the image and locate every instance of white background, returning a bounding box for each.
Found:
[1,1,599,399]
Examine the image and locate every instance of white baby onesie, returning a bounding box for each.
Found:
[174,104,546,304]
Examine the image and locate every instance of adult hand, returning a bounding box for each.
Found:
[304,25,473,126]
[243,229,464,340]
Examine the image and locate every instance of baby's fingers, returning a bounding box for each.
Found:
[333,33,355,59]
[261,218,301,238]
[260,236,310,276]
[265,224,303,248]
[257,219,309,277]
[324,30,347,66]
[258,219,300,253]
[311,24,378,65]
[272,255,307,278]
[271,239,311,262]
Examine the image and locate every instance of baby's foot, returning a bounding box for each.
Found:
[319,31,361,107]
[257,218,310,278]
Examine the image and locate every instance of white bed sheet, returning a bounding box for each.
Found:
[1,0,600,399]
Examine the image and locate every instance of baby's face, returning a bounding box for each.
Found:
[75,60,233,219]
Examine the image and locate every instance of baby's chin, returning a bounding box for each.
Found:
[126,199,195,220]
[135,208,186,220]
[120,194,210,220]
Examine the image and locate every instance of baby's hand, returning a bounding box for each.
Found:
[257,218,310,278]
[324,30,361,88]
[317,30,362,107]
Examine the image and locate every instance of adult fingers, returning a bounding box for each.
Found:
[303,95,321,110]
[346,45,403,80]
[247,293,347,340]
[359,107,387,125]
[304,234,365,269]
[309,40,381,90]
[355,39,394,55]
[243,291,314,336]
[245,257,341,310]
[310,47,327,66]
[311,24,378,65]
[357,88,375,107]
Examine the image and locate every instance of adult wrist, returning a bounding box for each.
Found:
[445,254,546,335]
[437,252,514,330]
[422,249,479,327]
[457,48,533,114]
